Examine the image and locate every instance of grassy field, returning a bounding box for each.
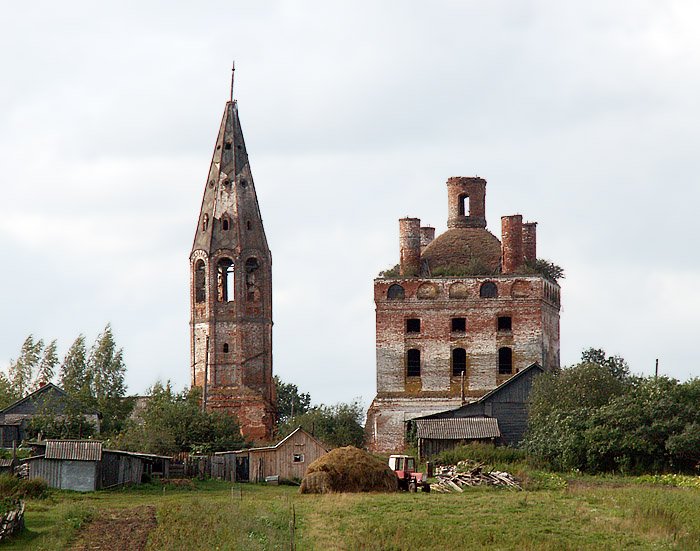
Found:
[6,476,700,550]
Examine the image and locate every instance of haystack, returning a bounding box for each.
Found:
[299,446,398,493]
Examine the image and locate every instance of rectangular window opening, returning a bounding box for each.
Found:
[406,318,421,333]
[451,317,466,332]
[498,316,512,332]
[293,453,304,463]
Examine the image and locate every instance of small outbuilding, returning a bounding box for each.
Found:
[215,427,329,482]
[24,440,157,491]
[411,363,543,457]
[414,417,501,460]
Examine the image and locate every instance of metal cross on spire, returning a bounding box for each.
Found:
[230,60,236,101]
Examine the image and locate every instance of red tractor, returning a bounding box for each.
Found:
[389,455,430,493]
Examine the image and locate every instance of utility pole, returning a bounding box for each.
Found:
[655,358,659,378]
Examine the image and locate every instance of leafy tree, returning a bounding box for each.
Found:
[0,374,17,410]
[8,335,44,397]
[277,399,365,448]
[580,347,631,381]
[59,335,90,399]
[274,376,311,423]
[526,348,700,473]
[86,324,129,434]
[33,339,58,390]
[111,383,245,455]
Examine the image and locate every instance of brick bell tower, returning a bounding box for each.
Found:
[190,67,275,442]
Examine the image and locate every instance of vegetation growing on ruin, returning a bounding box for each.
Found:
[521,258,565,282]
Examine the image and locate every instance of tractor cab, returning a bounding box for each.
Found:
[389,454,429,492]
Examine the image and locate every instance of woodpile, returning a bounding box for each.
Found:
[430,460,521,492]
[0,501,25,541]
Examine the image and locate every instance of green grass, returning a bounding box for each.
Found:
[3,477,699,550]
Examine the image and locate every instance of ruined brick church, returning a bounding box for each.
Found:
[189,75,276,441]
[366,177,561,452]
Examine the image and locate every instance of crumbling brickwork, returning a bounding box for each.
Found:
[367,176,560,452]
[189,89,275,443]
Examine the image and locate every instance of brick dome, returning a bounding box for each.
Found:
[421,227,502,275]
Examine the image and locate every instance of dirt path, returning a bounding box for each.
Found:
[71,505,157,551]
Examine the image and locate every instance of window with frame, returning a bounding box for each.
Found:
[293,453,304,463]
[451,317,466,332]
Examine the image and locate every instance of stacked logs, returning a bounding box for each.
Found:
[0,501,25,541]
[431,460,521,492]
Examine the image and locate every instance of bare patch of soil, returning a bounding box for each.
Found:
[71,505,157,551]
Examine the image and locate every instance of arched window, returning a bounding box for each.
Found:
[194,260,206,303]
[245,258,260,273]
[223,343,229,353]
[480,281,498,298]
[387,284,405,300]
[222,216,230,231]
[407,349,421,377]
[245,258,261,302]
[498,347,513,374]
[452,348,467,376]
[217,258,234,302]
[202,214,209,231]
[458,194,470,216]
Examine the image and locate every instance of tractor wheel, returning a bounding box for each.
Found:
[408,482,417,493]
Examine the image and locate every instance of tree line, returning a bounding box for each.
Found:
[2,329,365,455]
[525,348,700,474]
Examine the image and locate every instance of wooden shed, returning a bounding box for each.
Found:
[414,417,501,460]
[412,363,543,454]
[215,427,328,482]
[24,440,150,491]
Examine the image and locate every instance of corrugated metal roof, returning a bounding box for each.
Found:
[415,417,501,440]
[45,440,102,461]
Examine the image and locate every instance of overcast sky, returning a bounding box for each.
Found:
[1,1,699,409]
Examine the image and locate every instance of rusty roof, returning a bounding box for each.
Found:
[45,440,102,461]
[415,417,501,440]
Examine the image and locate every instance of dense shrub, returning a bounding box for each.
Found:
[434,443,526,467]
[0,474,49,499]
[525,350,700,474]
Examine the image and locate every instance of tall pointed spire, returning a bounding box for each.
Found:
[230,60,235,102]
[190,71,275,442]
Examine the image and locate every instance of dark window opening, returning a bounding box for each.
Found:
[498,347,513,374]
[406,318,420,333]
[458,194,470,216]
[480,281,498,298]
[194,260,206,303]
[407,349,421,377]
[245,258,260,273]
[246,220,252,230]
[222,218,230,231]
[293,453,304,463]
[498,316,512,332]
[217,258,234,302]
[236,144,242,150]
[240,179,248,188]
[387,284,405,300]
[223,343,229,353]
[216,145,221,150]
[452,348,467,376]
[225,142,232,150]
[451,317,466,332]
